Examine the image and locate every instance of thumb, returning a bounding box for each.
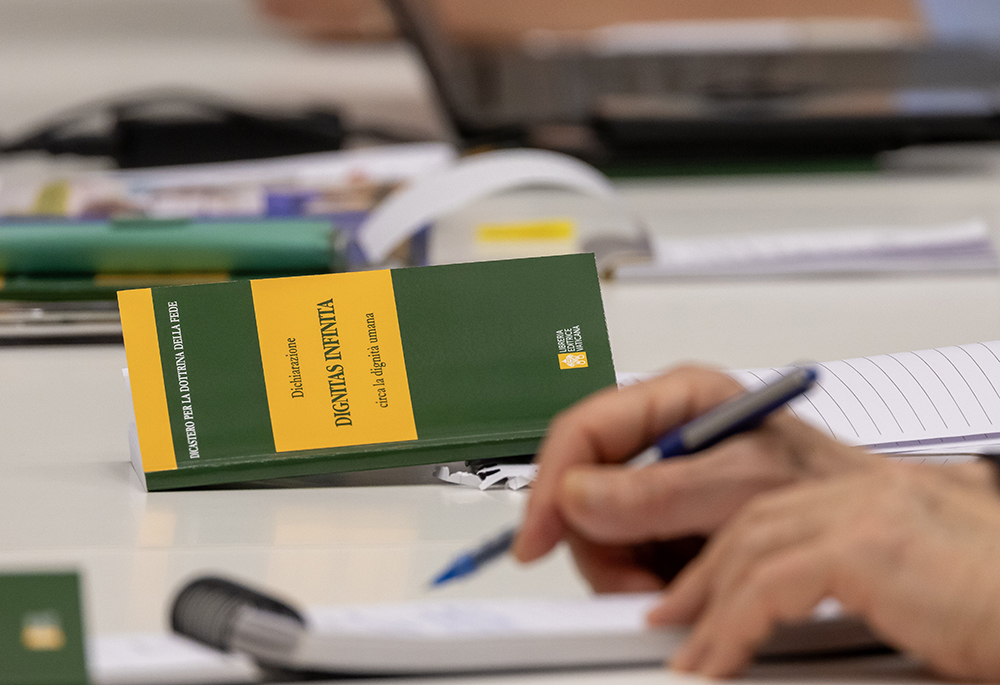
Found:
[559,443,795,543]
[560,463,697,543]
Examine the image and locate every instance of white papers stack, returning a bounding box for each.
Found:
[615,221,999,279]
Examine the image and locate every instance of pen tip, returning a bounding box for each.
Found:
[429,571,456,588]
[429,555,476,589]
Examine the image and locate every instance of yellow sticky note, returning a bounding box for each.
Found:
[477,219,576,243]
[32,181,71,216]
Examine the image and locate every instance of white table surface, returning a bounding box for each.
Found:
[1,3,998,680]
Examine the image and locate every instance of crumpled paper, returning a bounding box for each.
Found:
[434,463,538,490]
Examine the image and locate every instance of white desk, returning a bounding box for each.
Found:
[1,3,999,678]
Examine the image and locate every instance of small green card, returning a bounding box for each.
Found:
[0,572,88,685]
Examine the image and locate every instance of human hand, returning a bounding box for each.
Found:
[652,462,1000,680]
[512,365,875,591]
[255,0,397,41]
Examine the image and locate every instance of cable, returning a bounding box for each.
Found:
[0,88,430,167]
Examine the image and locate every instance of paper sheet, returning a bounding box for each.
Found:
[434,464,538,490]
[357,148,624,263]
[307,594,660,638]
[89,633,259,685]
[615,220,999,279]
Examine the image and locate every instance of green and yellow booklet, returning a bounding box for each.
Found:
[120,255,616,490]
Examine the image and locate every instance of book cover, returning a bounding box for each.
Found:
[0,572,88,685]
[120,254,616,490]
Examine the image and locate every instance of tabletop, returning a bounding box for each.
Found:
[1,3,999,680]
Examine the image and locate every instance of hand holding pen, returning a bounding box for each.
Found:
[432,365,876,587]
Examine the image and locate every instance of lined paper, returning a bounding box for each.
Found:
[733,340,1000,456]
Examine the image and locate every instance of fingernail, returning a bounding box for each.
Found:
[646,597,676,625]
[510,533,527,562]
[563,470,606,513]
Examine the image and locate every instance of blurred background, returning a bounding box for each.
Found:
[5,0,1000,327]
[0,0,444,145]
[5,0,1000,166]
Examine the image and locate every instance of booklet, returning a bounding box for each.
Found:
[120,254,616,490]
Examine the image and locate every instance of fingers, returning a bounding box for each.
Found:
[673,544,837,677]
[648,481,836,626]
[650,464,1000,681]
[514,366,744,563]
[557,438,794,544]
[647,479,859,677]
[564,532,666,593]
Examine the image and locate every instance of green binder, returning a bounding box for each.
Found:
[120,254,616,490]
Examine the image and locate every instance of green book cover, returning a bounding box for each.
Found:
[119,255,616,491]
[0,573,88,685]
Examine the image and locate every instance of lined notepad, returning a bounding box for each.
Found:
[732,340,1000,462]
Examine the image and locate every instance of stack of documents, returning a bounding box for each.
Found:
[0,144,456,340]
[608,220,999,279]
[0,144,455,221]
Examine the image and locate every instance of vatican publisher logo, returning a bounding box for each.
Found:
[556,325,588,369]
[20,611,66,651]
[559,352,589,369]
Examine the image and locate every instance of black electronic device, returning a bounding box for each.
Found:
[0,91,348,168]
[386,0,1000,166]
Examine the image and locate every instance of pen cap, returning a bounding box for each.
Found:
[682,367,817,450]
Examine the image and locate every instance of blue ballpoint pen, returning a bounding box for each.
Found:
[430,366,818,588]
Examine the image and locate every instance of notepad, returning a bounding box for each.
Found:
[732,340,1000,460]
[170,577,880,676]
[611,220,999,279]
[237,593,686,674]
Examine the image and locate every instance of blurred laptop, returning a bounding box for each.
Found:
[385,0,1000,164]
